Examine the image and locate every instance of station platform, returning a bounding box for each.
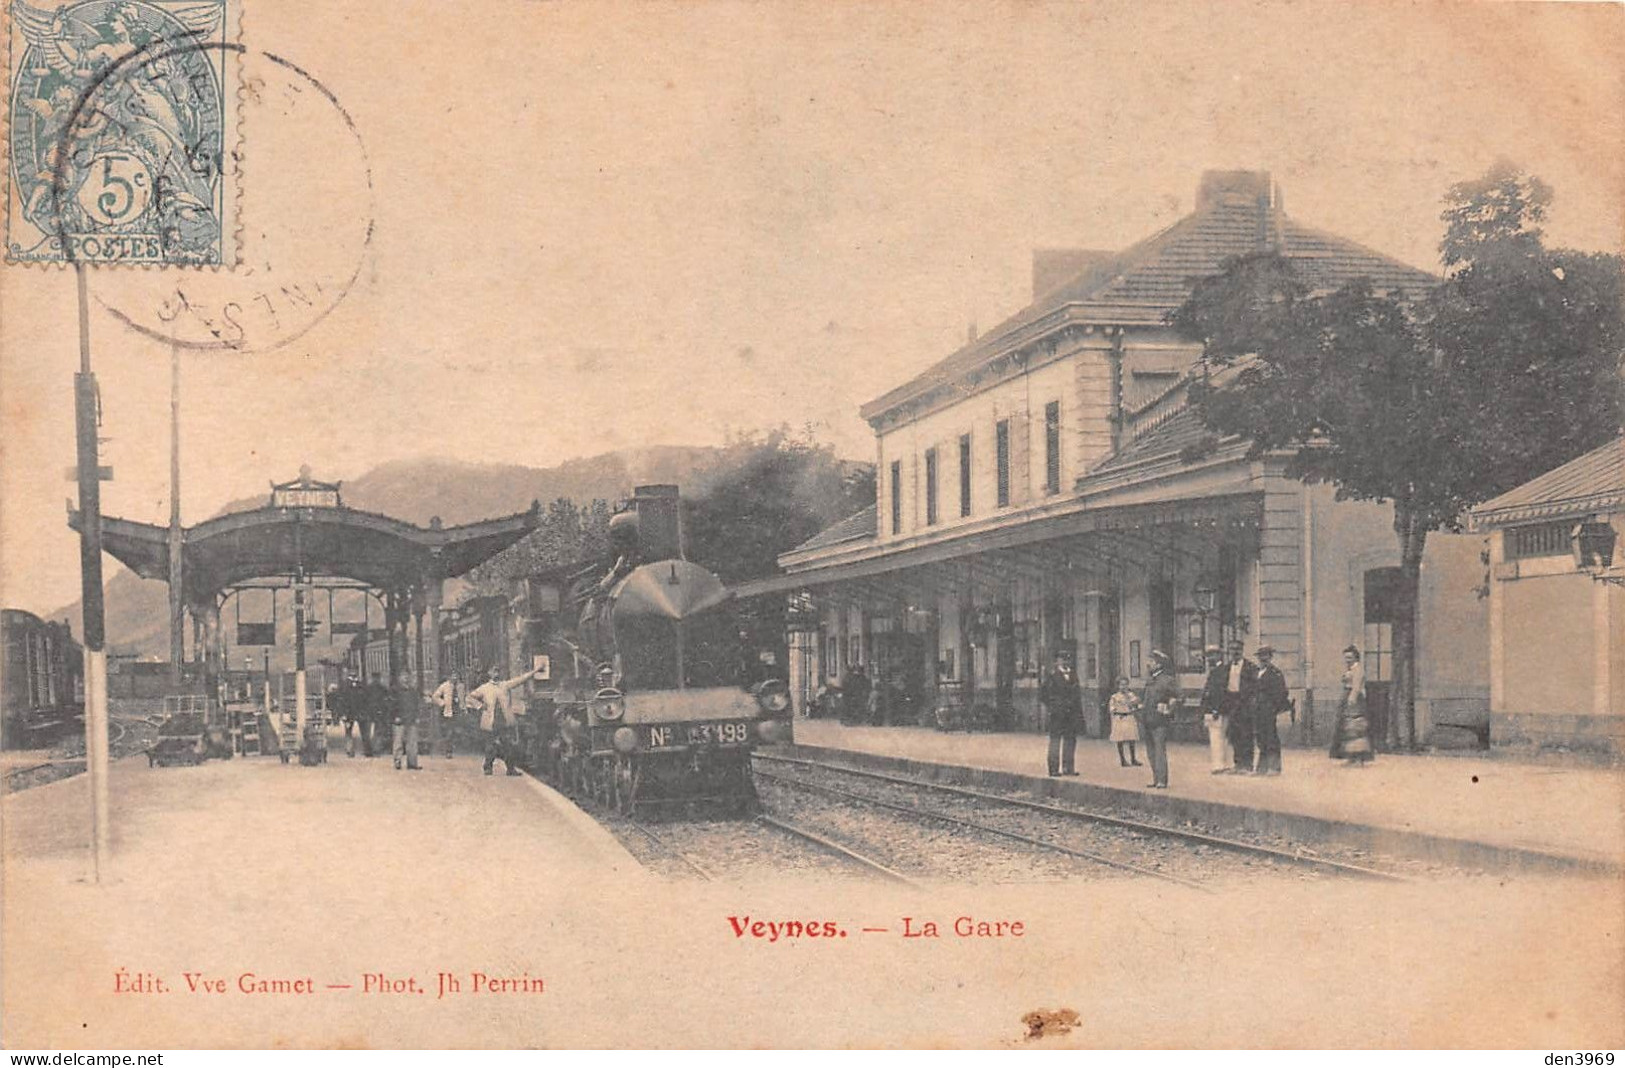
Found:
[2,744,638,1048]
[788,720,1625,873]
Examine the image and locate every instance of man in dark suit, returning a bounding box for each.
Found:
[1252,645,1290,775]
[1041,651,1083,777]
[1139,650,1180,789]
[1221,639,1259,773]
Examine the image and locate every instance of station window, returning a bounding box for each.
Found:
[1506,521,1571,560]
[924,447,939,526]
[959,433,972,517]
[995,420,1011,508]
[890,460,902,535]
[1044,400,1061,495]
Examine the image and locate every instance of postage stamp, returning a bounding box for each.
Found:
[5,0,240,265]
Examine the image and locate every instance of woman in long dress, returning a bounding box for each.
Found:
[1330,645,1374,765]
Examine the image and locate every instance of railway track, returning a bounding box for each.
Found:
[754,752,1409,884]
[755,812,920,887]
[755,767,1208,890]
[623,818,716,881]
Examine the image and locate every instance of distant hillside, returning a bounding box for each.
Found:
[51,444,761,659]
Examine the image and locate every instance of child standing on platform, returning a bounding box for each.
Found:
[1109,676,1142,768]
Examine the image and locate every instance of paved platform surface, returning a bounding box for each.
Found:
[2,743,639,1047]
[4,733,1622,1047]
[791,720,1625,868]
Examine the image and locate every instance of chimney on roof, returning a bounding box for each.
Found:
[1195,170,1273,212]
[1196,170,1284,251]
[1032,248,1111,300]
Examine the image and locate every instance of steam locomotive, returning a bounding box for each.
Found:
[2,609,85,750]
[528,485,792,817]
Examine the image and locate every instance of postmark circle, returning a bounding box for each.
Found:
[71,45,375,354]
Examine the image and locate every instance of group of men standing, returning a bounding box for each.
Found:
[331,673,426,770]
[1038,637,1292,787]
[1199,639,1291,777]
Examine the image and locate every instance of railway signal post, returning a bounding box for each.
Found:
[72,264,111,884]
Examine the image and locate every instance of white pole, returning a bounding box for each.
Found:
[85,648,110,880]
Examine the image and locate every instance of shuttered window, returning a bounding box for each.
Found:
[1044,400,1061,495]
[890,460,902,535]
[959,433,972,517]
[995,420,1011,507]
[1506,521,1570,560]
[924,448,939,526]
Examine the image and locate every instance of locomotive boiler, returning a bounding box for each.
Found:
[536,485,791,817]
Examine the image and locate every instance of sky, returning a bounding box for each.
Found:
[2,0,1622,618]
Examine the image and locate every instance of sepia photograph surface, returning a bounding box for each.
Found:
[2,0,1623,1050]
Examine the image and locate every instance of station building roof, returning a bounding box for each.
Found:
[859,169,1439,426]
[1471,437,1625,528]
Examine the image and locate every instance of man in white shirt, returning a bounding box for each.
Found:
[467,666,538,776]
[430,672,464,759]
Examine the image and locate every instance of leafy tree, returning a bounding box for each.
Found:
[683,427,876,661]
[467,496,611,594]
[684,425,874,584]
[1173,164,1622,748]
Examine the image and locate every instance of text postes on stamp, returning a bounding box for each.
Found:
[6,0,240,266]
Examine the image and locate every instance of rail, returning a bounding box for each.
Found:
[754,752,1408,884]
[756,768,1209,891]
[755,813,920,887]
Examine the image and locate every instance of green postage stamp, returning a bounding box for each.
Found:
[6,0,239,265]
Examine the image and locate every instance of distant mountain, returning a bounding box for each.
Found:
[50,444,753,660]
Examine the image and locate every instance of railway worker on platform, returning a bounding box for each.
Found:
[1221,639,1260,774]
[362,674,389,758]
[338,675,363,758]
[1253,646,1289,776]
[1199,646,1233,773]
[468,666,537,776]
[391,671,423,771]
[1040,650,1083,777]
[431,672,463,758]
[1139,650,1179,789]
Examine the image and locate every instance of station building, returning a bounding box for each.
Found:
[1471,437,1625,756]
[754,170,1491,747]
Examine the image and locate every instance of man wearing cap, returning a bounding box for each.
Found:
[1139,650,1180,789]
[1253,646,1290,775]
[1040,650,1083,777]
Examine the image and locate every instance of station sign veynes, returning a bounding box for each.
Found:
[271,467,341,509]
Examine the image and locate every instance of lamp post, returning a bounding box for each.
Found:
[1193,580,1218,661]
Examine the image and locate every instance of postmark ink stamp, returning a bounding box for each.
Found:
[6,0,240,265]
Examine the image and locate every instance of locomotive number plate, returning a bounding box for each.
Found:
[646,721,753,748]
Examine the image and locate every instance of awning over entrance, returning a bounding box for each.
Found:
[734,492,1263,599]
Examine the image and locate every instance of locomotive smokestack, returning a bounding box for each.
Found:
[631,484,683,562]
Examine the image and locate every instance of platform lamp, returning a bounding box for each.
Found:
[1193,578,1218,665]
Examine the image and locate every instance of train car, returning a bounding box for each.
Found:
[533,485,792,817]
[1,609,85,750]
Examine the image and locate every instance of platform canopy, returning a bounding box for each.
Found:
[69,469,540,603]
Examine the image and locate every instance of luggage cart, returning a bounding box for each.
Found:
[298,708,329,765]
